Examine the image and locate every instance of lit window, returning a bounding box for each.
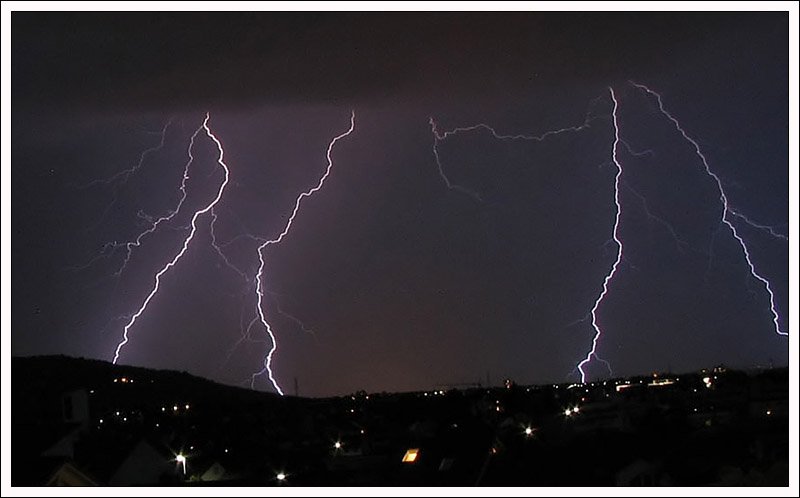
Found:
[402,448,420,463]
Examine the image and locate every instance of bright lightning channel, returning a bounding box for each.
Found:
[631,81,787,337]
[250,111,356,395]
[110,124,205,276]
[576,88,624,383]
[112,113,230,364]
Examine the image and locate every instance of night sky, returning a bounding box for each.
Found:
[12,12,789,397]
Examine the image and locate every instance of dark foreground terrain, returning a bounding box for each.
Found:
[12,355,788,486]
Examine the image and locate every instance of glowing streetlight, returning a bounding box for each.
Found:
[175,454,187,474]
[334,441,342,450]
[276,472,286,482]
[524,427,533,437]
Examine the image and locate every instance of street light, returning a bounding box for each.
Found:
[175,454,187,475]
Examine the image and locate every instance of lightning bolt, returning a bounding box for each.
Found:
[75,118,174,190]
[269,291,318,341]
[631,81,788,337]
[110,124,203,276]
[207,212,318,377]
[76,119,176,235]
[622,180,689,254]
[728,209,789,241]
[430,100,619,381]
[250,111,356,394]
[429,118,484,202]
[209,208,254,283]
[68,121,200,276]
[429,103,598,202]
[575,87,624,383]
[112,113,231,364]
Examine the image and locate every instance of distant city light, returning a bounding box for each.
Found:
[173,405,179,411]
[766,410,772,416]
[162,407,166,412]
[402,448,420,463]
[185,404,190,410]
[524,427,533,437]
[564,408,572,416]
[99,419,103,424]
[334,441,342,449]
[573,406,580,413]
[276,472,286,481]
